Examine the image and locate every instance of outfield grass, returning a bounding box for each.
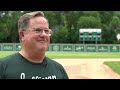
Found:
[46,52,120,59]
[0,51,17,58]
[0,51,120,58]
[104,61,120,75]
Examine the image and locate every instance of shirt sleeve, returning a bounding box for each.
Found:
[0,61,3,79]
[59,64,69,79]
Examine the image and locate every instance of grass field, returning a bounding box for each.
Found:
[46,52,120,59]
[1,51,120,58]
[104,61,120,75]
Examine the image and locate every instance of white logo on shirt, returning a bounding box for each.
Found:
[20,72,57,79]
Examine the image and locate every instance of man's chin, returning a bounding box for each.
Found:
[38,47,48,52]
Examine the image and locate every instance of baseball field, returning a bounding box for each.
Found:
[1,51,120,79]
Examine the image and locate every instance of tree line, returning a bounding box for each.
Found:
[0,11,120,44]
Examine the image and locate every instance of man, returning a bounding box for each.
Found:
[0,11,69,79]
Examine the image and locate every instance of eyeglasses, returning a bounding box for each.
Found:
[32,28,52,36]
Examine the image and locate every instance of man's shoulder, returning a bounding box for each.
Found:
[45,57,63,67]
[0,53,20,62]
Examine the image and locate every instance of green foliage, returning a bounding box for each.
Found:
[110,16,120,34]
[0,11,22,43]
[54,26,70,43]
[0,11,120,44]
[44,11,62,28]
[83,11,101,20]
[102,24,117,44]
[99,11,114,25]
[77,16,101,28]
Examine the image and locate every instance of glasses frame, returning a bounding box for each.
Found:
[32,28,52,36]
[22,28,52,36]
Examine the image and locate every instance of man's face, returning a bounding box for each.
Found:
[21,16,50,52]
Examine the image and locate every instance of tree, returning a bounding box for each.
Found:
[99,11,114,25]
[0,11,23,42]
[110,16,120,34]
[77,16,101,28]
[64,11,82,43]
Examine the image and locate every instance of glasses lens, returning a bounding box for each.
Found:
[32,28,52,36]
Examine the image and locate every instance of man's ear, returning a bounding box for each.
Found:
[19,31,24,41]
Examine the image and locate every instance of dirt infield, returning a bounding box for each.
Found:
[54,58,120,79]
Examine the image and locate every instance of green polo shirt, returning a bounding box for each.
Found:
[0,53,69,79]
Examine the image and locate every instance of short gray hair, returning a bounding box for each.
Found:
[18,11,46,32]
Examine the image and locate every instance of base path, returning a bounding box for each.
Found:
[54,58,120,79]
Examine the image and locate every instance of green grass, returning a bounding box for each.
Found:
[104,61,120,75]
[46,52,120,59]
[0,51,17,58]
[1,51,120,58]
